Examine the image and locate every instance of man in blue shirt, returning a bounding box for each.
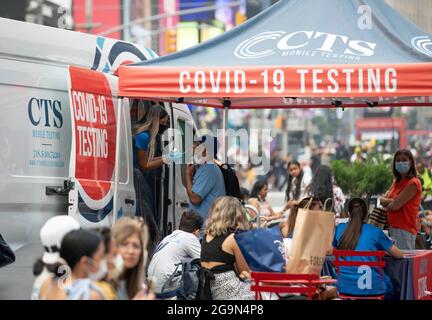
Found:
[185,135,226,222]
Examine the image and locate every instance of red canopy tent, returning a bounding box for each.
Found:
[118,0,432,110]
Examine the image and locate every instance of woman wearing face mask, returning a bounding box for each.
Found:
[380,149,422,250]
[39,229,106,300]
[111,217,153,300]
[94,228,124,300]
[134,104,172,249]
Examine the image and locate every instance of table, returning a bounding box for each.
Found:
[322,250,432,300]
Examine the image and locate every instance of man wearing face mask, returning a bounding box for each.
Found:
[185,135,226,222]
[380,149,422,250]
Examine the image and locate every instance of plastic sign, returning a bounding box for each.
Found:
[68,66,117,202]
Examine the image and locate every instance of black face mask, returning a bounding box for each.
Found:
[158,123,169,134]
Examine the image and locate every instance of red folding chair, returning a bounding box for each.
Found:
[250,272,320,300]
[333,250,386,300]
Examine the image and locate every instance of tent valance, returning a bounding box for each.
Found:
[118,0,432,109]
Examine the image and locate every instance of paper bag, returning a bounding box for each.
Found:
[285,199,335,275]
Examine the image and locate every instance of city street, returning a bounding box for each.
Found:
[1,0,432,305]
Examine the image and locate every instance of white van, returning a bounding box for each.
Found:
[0,18,194,251]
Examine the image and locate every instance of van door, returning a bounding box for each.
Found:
[67,66,135,228]
[171,104,196,230]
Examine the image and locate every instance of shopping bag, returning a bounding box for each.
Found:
[234,226,285,272]
[285,199,335,275]
[366,207,388,230]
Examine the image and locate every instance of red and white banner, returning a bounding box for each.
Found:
[118,63,432,108]
[412,250,432,300]
[68,66,117,202]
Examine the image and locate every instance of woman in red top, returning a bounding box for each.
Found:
[380,149,422,250]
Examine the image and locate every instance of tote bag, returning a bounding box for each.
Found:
[285,199,335,275]
[234,226,285,273]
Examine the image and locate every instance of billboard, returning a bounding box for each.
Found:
[180,0,214,22]
[73,0,121,39]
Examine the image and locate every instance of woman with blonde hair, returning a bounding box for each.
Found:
[111,217,153,300]
[133,104,173,248]
[198,196,254,300]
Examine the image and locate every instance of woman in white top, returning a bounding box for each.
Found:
[39,229,106,300]
[249,179,290,225]
[284,160,312,207]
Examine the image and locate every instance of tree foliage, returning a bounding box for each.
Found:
[331,155,393,199]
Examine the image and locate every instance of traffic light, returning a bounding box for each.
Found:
[165,29,177,54]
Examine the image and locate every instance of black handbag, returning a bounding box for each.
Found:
[0,234,15,268]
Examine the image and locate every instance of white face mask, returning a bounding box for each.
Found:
[107,254,124,280]
[88,258,108,281]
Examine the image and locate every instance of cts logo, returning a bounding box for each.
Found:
[234,30,376,59]
[28,97,63,128]
[92,37,149,74]
[234,31,286,59]
[411,36,432,57]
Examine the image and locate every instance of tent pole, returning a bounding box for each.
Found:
[112,97,123,226]
[222,105,229,163]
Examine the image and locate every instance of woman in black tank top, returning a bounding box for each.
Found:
[197,196,254,300]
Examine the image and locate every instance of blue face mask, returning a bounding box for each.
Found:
[395,161,411,174]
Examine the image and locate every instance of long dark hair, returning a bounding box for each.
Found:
[307,165,333,204]
[337,198,368,250]
[285,160,304,201]
[286,197,320,238]
[59,229,102,273]
[392,149,417,182]
[251,179,267,200]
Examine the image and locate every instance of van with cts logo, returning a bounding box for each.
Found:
[234,30,377,60]
[0,18,195,267]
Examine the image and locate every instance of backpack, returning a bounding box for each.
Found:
[160,258,201,300]
[0,234,15,268]
[215,162,242,200]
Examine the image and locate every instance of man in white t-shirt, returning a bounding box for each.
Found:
[147,210,202,299]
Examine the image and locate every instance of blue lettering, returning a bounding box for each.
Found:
[28,97,64,128]
[42,99,51,127]
[28,97,41,126]
[52,100,63,128]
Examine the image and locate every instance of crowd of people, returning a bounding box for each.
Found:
[23,99,432,301]
[28,144,429,300]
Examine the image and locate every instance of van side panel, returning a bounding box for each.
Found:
[0,58,71,248]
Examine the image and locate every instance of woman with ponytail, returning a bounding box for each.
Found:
[332,198,403,299]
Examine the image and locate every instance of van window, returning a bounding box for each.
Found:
[130,99,169,126]
[130,99,154,126]
[177,118,195,188]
